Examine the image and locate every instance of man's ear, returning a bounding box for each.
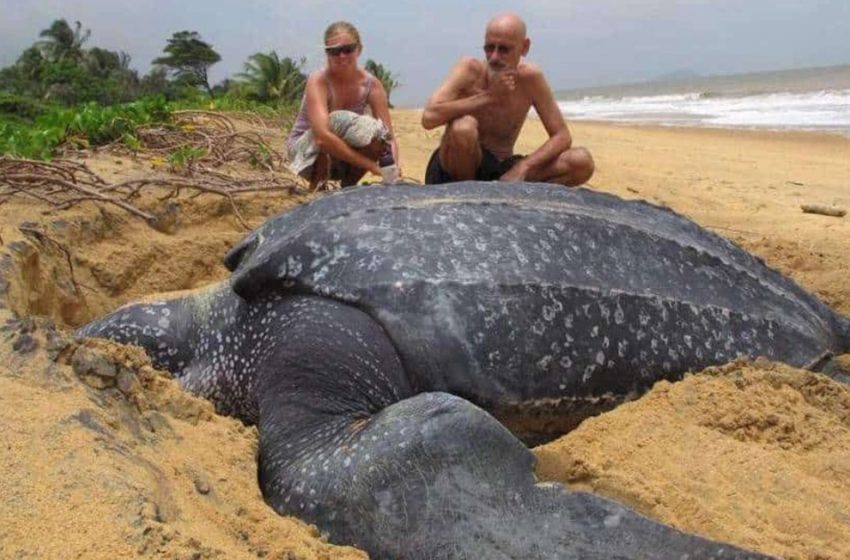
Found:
[522,38,531,57]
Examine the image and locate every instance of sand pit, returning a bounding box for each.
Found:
[1,144,365,558]
[2,111,850,558]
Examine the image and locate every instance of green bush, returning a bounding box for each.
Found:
[0,93,50,121]
[0,94,297,160]
[0,120,64,159]
[0,96,172,159]
[61,97,170,144]
[170,94,284,116]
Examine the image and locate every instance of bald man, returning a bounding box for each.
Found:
[422,13,594,186]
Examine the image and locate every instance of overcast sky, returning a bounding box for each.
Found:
[1,0,848,105]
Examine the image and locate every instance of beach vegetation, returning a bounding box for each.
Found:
[0,97,171,159]
[38,19,91,63]
[365,59,401,108]
[0,17,403,159]
[237,51,307,108]
[153,31,222,99]
[166,145,208,173]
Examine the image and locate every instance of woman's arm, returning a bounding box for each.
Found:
[305,71,381,175]
[367,78,400,167]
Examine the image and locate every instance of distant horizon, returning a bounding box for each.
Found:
[554,63,850,134]
[554,62,850,96]
[551,62,850,102]
[399,62,850,109]
[395,62,850,109]
[2,1,849,106]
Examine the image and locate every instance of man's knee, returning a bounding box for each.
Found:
[445,115,480,148]
[561,147,595,185]
[572,147,595,182]
[435,116,482,181]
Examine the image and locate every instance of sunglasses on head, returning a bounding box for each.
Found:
[325,43,358,56]
[483,43,512,55]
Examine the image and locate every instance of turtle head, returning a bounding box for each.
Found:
[224,230,261,272]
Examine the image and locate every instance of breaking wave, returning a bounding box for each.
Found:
[557,89,850,132]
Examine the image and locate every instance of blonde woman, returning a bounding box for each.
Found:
[287,21,400,189]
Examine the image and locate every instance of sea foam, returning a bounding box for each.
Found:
[557,89,850,132]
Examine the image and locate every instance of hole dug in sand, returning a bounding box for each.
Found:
[0,191,306,329]
[2,181,850,560]
[0,192,365,560]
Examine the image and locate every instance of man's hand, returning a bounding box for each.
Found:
[487,69,518,100]
[499,160,528,182]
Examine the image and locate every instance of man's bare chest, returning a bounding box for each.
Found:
[471,98,530,139]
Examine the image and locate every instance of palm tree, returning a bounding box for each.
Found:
[84,48,131,78]
[153,30,222,98]
[15,46,47,82]
[364,59,401,108]
[38,19,90,62]
[237,51,306,106]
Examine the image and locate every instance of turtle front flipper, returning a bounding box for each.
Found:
[75,292,199,374]
[255,296,771,559]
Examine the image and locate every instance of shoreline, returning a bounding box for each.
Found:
[397,107,850,141]
[563,118,850,141]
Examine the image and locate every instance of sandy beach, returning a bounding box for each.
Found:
[395,110,850,315]
[2,109,850,559]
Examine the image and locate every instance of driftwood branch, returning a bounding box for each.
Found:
[5,173,156,221]
[0,111,308,231]
[0,157,305,232]
[801,204,846,218]
[120,111,286,172]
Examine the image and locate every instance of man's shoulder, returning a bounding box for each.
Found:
[518,61,546,81]
[455,57,486,75]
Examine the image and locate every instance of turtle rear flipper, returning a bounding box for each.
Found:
[254,296,770,559]
[820,355,850,386]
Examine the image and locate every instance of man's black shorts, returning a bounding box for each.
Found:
[424,148,525,184]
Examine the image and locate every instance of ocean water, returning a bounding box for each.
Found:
[555,65,850,133]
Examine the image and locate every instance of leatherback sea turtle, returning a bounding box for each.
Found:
[79,182,850,559]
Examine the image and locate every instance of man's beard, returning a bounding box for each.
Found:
[487,62,508,83]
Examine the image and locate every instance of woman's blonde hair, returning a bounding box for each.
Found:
[324,21,361,46]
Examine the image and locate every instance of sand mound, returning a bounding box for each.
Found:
[3,112,850,559]
[535,359,850,559]
[0,137,365,558]
[0,320,364,559]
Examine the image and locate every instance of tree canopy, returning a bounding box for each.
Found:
[237,51,306,106]
[0,18,402,118]
[153,31,221,98]
[365,59,401,108]
[39,19,91,63]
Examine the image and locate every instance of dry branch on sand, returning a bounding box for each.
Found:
[109,110,288,173]
[801,204,846,218]
[0,156,306,232]
[47,110,290,176]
